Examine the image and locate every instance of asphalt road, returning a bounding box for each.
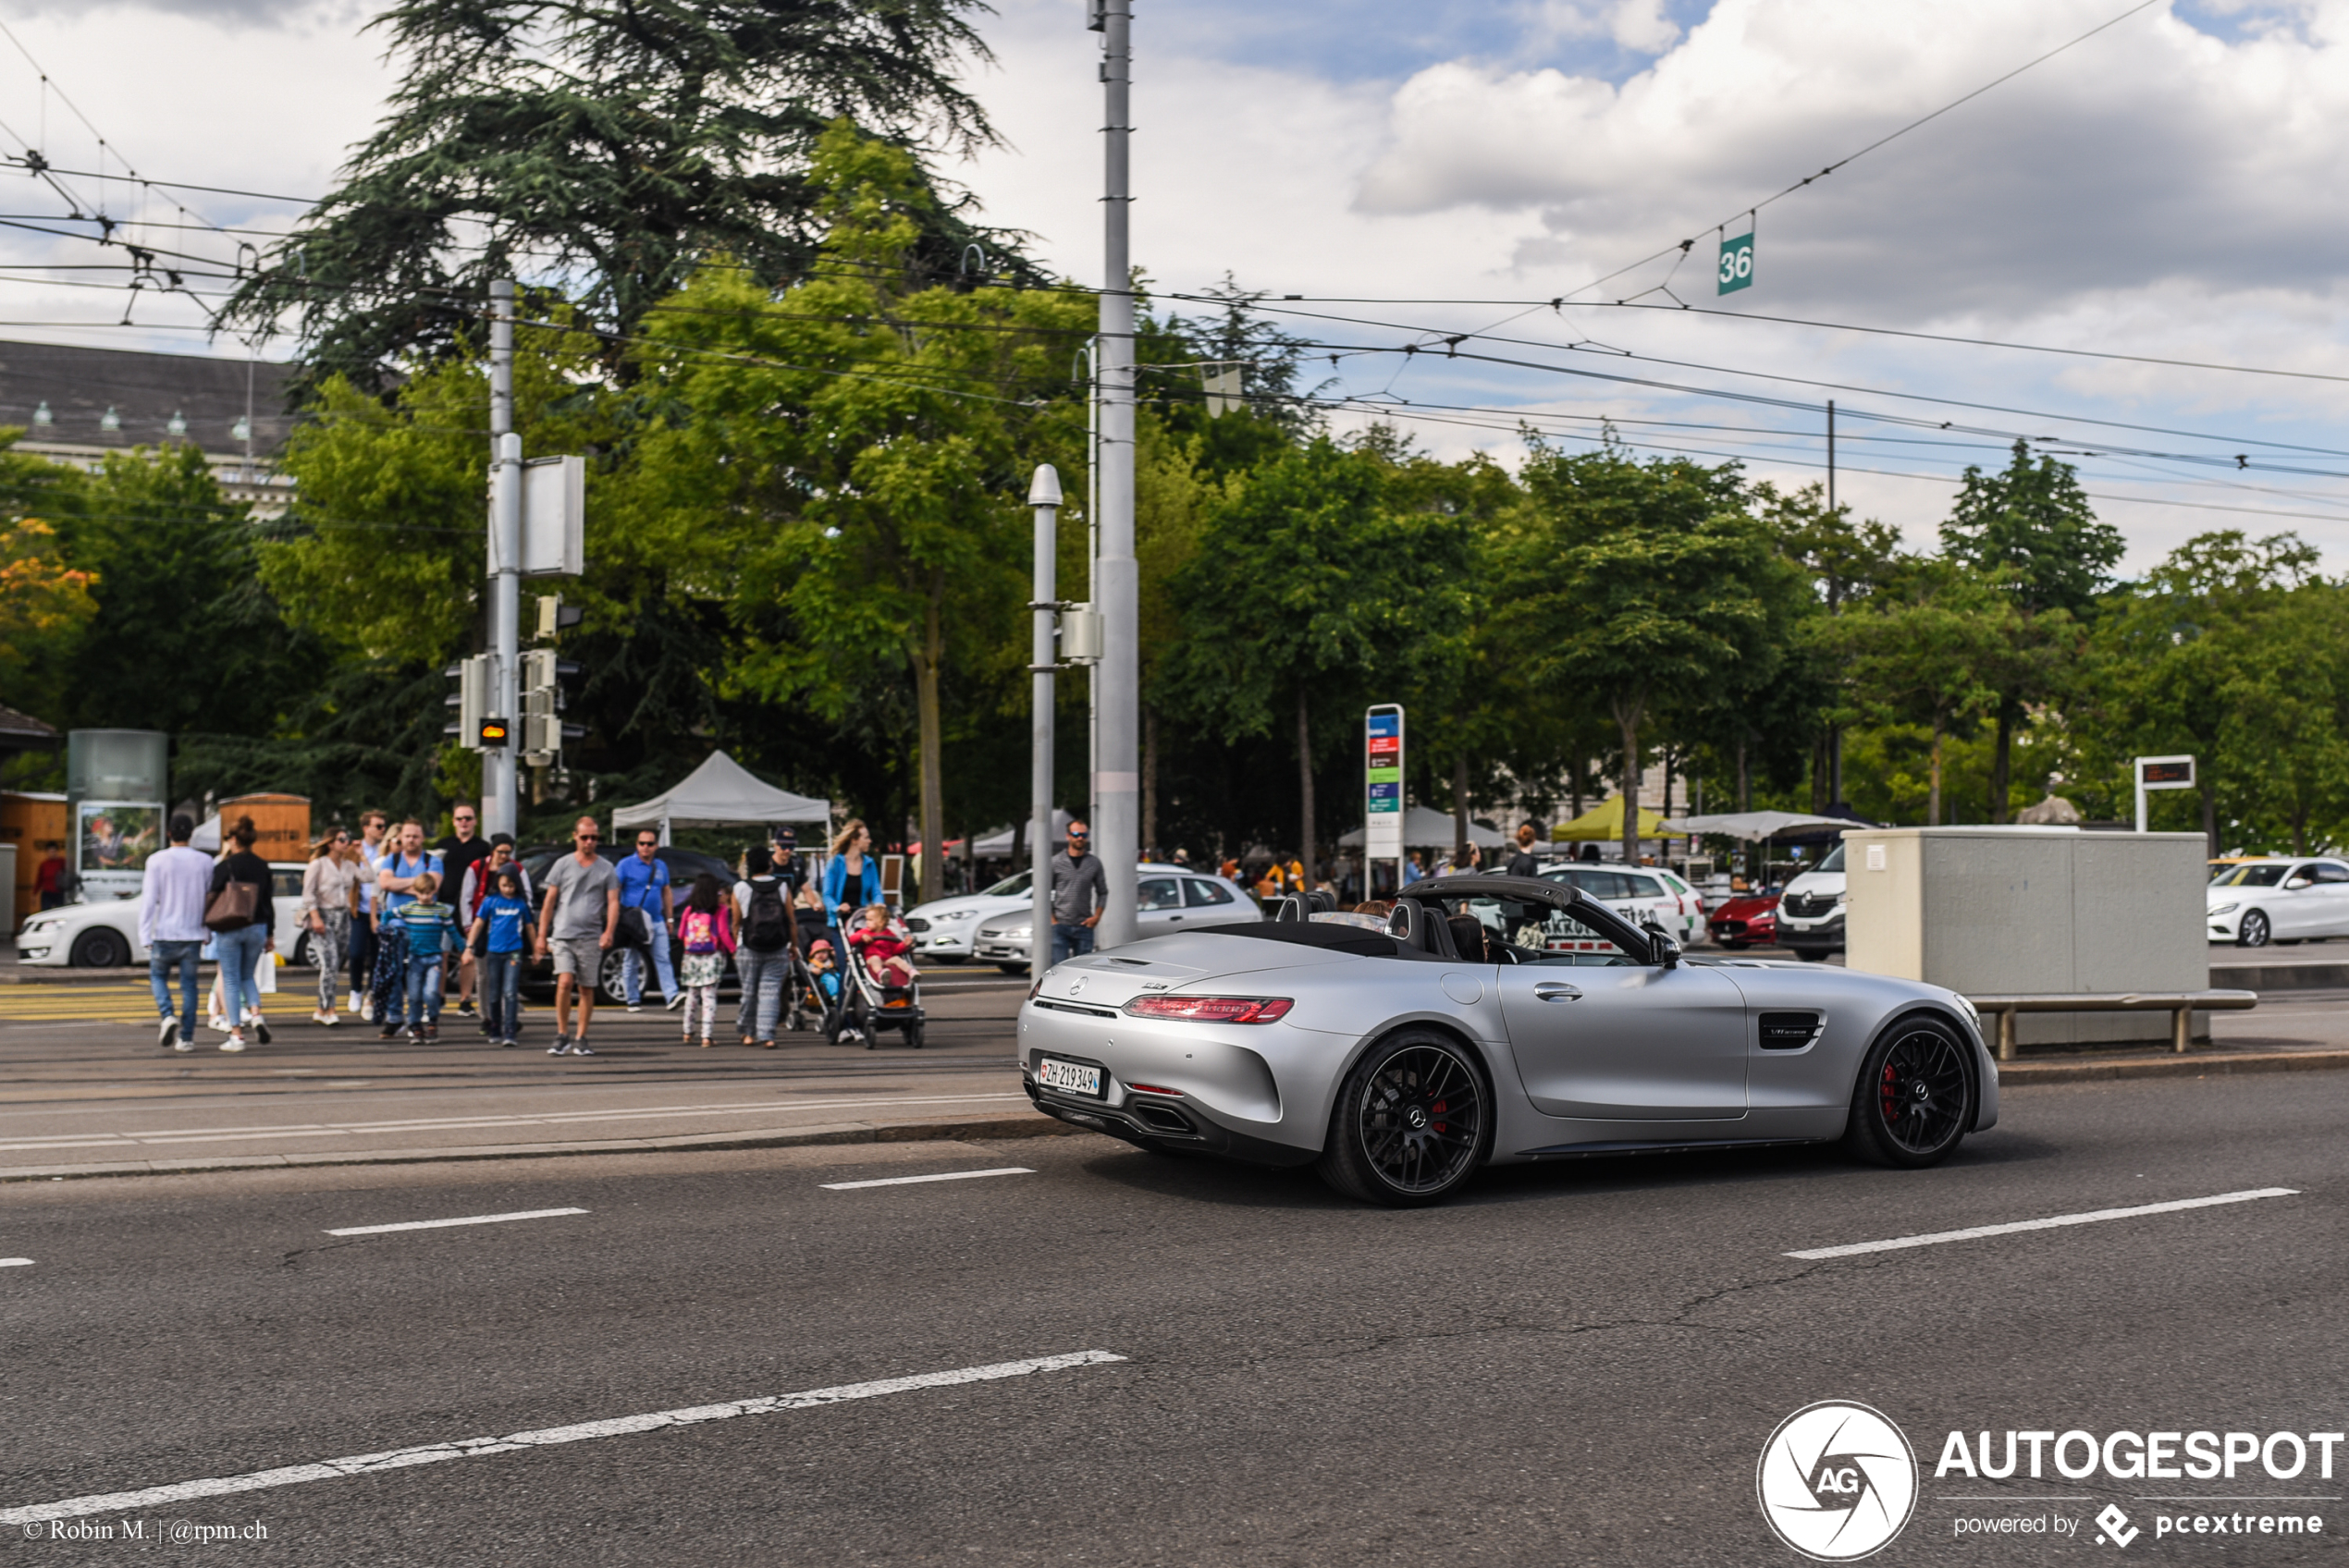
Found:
[3,1070,2343,1565]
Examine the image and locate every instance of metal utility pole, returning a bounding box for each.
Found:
[1826,398,1836,513]
[1090,0,1139,947]
[1029,466,1063,975]
[485,280,523,839]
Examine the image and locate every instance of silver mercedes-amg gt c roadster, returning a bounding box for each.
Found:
[1018,874,1997,1206]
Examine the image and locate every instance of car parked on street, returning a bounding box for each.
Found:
[1776,841,1847,961]
[1706,887,1780,949]
[2206,856,2349,947]
[1537,864,1707,947]
[974,864,1259,972]
[15,864,310,969]
[904,869,1035,965]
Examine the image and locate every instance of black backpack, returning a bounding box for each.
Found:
[743,877,792,952]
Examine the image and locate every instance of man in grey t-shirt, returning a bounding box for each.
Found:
[535,816,619,1055]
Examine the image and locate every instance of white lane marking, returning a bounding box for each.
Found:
[0,1093,1028,1154]
[0,1257,30,1268]
[0,1350,1126,1526]
[820,1167,1034,1191]
[326,1207,589,1237]
[1785,1187,2300,1260]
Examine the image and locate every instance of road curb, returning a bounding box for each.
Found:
[0,1109,1083,1183]
[1998,1048,2349,1086]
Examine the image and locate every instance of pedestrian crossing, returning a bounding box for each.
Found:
[0,986,167,1023]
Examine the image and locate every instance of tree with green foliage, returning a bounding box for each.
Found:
[1501,441,1781,866]
[219,0,1008,387]
[616,126,1092,902]
[1941,440,2123,820]
[1162,436,1475,881]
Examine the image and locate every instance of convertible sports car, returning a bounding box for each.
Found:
[1018,874,1997,1207]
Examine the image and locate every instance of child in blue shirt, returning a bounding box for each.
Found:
[394,872,464,1042]
[468,866,535,1047]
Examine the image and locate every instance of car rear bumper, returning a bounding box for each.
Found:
[1024,1078,1316,1167]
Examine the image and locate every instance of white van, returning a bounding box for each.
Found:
[1776,839,1847,961]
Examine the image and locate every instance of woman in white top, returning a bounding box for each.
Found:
[300,829,363,1025]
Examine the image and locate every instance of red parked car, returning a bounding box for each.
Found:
[1707,889,1779,949]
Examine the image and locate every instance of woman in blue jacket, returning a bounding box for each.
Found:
[821,819,881,949]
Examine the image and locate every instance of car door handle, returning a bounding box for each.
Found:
[1168,915,1182,922]
[1531,981,1583,1001]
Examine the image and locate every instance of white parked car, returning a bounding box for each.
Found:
[2207,857,2349,947]
[15,864,311,970]
[1536,863,1709,949]
[1773,840,1848,961]
[974,864,1259,973]
[902,869,1037,965]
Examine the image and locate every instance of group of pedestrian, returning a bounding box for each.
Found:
[137,813,278,1052]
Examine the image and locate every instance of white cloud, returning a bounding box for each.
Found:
[1526,0,1684,54]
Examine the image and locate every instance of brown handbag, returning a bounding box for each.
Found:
[203,877,259,932]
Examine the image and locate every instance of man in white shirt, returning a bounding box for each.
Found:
[139,815,215,1052]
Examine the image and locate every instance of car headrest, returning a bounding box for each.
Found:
[1446,914,1489,963]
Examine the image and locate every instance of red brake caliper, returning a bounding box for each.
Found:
[1880,1064,1898,1121]
[1431,1097,1447,1133]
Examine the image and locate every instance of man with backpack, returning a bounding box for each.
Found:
[732,845,795,1048]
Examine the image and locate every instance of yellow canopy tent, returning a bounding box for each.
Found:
[1550,796,1671,842]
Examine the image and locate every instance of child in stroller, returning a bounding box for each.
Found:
[842,903,926,1048]
[847,903,917,987]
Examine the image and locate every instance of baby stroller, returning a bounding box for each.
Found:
[842,929,926,1049]
[782,940,850,1040]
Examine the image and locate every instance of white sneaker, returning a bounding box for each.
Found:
[627,1004,643,1014]
[312,1010,336,1026]
[347,990,361,1013]
[172,1040,196,1054]
[664,993,685,1011]
[207,1016,230,1035]
[220,1034,247,1053]
[359,998,375,1023]
[156,1015,178,1048]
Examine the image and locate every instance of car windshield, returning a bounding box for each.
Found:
[1814,842,1846,874]
[981,870,1032,898]
[2211,863,2293,888]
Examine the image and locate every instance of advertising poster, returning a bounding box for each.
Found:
[76,802,161,878]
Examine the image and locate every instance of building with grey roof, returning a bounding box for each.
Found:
[0,339,298,515]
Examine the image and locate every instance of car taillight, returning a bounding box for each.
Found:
[1122,995,1293,1024]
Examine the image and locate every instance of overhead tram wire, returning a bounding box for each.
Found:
[1546,0,2167,310]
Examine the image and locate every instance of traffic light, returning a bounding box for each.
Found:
[445,654,490,745]
[520,648,583,766]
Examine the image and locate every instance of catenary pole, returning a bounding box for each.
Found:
[1091,0,1139,946]
[1029,466,1062,975]
[485,280,522,839]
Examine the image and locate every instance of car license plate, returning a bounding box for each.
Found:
[1037,1057,1103,1097]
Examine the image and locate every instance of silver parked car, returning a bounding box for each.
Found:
[974,864,1258,973]
[1018,874,1996,1207]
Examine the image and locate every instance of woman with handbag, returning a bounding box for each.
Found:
[205,816,277,1053]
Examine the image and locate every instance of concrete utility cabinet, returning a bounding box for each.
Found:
[1843,826,2209,1046]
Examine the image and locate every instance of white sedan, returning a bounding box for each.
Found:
[2208,857,2349,947]
[902,869,1036,965]
[15,864,312,969]
[974,864,1260,972]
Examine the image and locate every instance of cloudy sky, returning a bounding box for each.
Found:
[1,0,2344,569]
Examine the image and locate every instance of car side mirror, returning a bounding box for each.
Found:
[1646,926,1681,968]
[2286,876,2312,890]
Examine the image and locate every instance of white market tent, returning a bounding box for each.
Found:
[611,751,831,845]
[1655,810,1853,841]
[1337,805,1508,851]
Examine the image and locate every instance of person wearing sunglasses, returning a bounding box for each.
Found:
[535,816,620,1056]
[1049,821,1106,968]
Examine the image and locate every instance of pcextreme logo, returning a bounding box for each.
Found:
[1758,1401,1921,1562]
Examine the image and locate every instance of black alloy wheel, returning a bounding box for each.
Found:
[1844,1016,1974,1169]
[2238,909,2272,949]
[69,927,128,968]
[1318,1031,1491,1207]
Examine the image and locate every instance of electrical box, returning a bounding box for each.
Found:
[1059,605,1102,664]
[522,456,584,577]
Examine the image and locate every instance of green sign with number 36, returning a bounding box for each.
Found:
[1717,232,1753,295]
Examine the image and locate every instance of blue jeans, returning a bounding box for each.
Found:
[733,949,789,1042]
[148,938,203,1043]
[403,954,444,1030]
[1050,922,1095,968]
[214,923,270,1023]
[478,951,521,1039]
[620,931,676,1005]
